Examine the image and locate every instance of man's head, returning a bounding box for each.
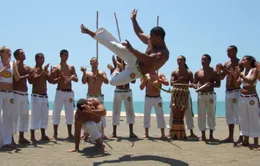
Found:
[241,55,256,68]
[227,45,238,59]
[77,99,88,111]
[90,57,98,67]
[60,49,69,62]
[149,26,165,47]
[14,49,25,61]
[0,46,11,60]
[177,55,189,69]
[201,54,211,67]
[35,53,45,66]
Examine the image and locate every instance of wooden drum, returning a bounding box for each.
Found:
[170,84,190,140]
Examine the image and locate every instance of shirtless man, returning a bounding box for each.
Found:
[51,49,78,140]
[170,55,197,138]
[67,98,106,153]
[29,53,53,142]
[13,49,31,144]
[108,56,137,138]
[216,45,244,143]
[81,57,109,139]
[194,54,221,142]
[80,9,169,86]
[140,71,169,138]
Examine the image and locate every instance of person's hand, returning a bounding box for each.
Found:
[67,148,78,153]
[107,64,114,70]
[229,67,240,78]
[80,24,88,34]
[44,63,50,71]
[122,40,134,51]
[80,66,87,73]
[81,104,92,112]
[50,66,58,74]
[216,63,223,73]
[131,9,138,21]
[255,61,260,71]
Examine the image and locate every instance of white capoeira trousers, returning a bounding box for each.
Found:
[82,121,102,142]
[93,28,143,86]
[112,88,135,125]
[225,89,240,125]
[13,91,29,133]
[52,90,74,125]
[239,95,260,137]
[30,94,49,130]
[169,95,194,130]
[144,96,165,128]
[86,94,106,128]
[0,91,14,146]
[197,92,216,131]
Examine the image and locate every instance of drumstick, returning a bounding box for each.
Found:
[195,83,208,92]
[96,11,99,61]
[157,15,159,27]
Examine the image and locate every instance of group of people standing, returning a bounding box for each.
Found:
[1,9,260,153]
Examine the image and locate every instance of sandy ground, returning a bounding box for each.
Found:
[0,114,260,166]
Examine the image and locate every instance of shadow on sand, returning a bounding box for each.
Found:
[93,154,189,166]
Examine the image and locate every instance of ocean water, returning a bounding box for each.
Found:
[44,101,226,117]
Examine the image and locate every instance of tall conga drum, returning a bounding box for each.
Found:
[170,84,190,140]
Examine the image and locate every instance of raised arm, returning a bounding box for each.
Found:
[123,40,168,64]
[81,67,88,84]
[70,66,79,83]
[130,9,149,45]
[99,71,109,84]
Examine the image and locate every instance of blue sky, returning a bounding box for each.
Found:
[1,0,259,101]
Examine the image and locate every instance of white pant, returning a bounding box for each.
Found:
[143,96,165,128]
[225,90,240,125]
[82,121,102,142]
[94,27,143,86]
[112,88,135,125]
[169,95,194,130]
[52,90,74,125]
[86,94,106,128]
[239,95,260,137]
[0,91,14,146]
[197,92,216,131]
[14,91,29,133]
[0,92,14,146]
[30,94,49,130]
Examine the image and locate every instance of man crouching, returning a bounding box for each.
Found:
[67,98,106,153]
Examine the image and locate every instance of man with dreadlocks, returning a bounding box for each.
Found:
[169,55,197,138]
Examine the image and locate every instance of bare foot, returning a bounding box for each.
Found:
[97,144,105,153]
[199,137,206,142]
[111,133,117,138]
[41,135,50,141]
[129,133,138,138]
[68,134,74,139]
[221,137,234,143]
[209,137,218,142]
[31,137,37,143]
[188,133,198,138]
[18,138,30,144]
[103,135,108,140]
[143,134,149,138]
[234,141,249,148]
[52,135,58,140]
[160,135,168,140]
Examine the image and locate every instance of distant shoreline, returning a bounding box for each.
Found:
[31,110,226,118]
